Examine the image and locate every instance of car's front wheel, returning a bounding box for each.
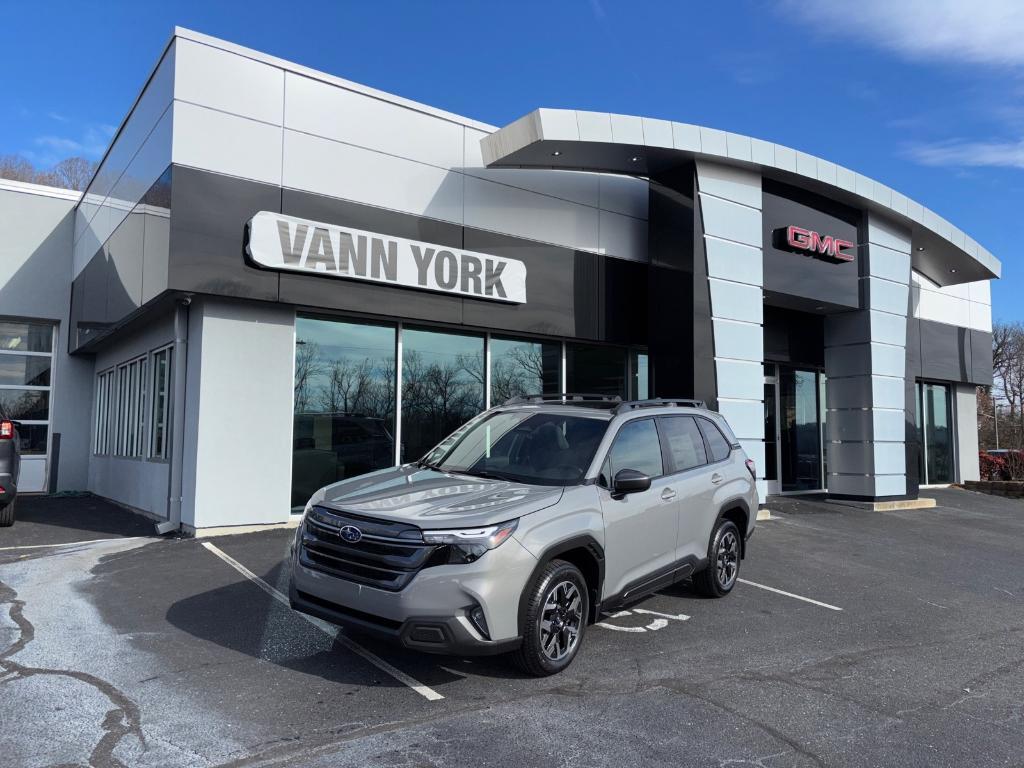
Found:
[693,518,741,598]
[512,560,588,676]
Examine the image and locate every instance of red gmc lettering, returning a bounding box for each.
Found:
[785,225,854,262]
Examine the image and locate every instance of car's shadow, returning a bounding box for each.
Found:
[164,558,533,688]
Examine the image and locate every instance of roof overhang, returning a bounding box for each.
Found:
[482,109,1001,286]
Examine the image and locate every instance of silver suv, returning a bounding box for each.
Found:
[289,395,758,676]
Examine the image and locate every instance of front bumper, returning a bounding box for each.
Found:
[288,524,537,656]
[289,582,521,656]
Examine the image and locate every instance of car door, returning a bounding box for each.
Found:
[597,418,678,599]
[657,415,716,562]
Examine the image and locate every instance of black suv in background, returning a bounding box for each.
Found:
[0,419,21,526]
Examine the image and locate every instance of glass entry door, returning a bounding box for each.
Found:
[917,381,954,484]
[778,366,825,492]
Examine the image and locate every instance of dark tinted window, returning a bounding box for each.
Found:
[605,419,663,481]
[566,343,627,398]
[659,416,708,472]
[699,418,732,462]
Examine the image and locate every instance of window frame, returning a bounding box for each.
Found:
[0,320,55,458]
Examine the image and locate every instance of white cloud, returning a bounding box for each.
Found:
[779,0,1024,67]
[32,123,113,161]
[905,138,1024,169]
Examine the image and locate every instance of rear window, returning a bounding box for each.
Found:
[698,417,732,462]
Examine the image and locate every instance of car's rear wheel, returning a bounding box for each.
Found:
[693,518,740,598]
[512,560,588,676]
[0,497,15,527]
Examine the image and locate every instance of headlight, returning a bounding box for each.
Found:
[422,519,519,564]
[302,487,326,521]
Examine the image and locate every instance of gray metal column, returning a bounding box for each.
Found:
[825,214,912,498]
[695,161,766,499]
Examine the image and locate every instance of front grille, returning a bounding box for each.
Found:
[299,506,442,592]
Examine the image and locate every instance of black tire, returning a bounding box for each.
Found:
[512,559,589,676]
[0,497,15,528]
[693,518,741,598]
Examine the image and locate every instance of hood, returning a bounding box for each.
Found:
[313,465,564,529]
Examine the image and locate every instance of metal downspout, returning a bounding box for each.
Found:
[156,297,190,534]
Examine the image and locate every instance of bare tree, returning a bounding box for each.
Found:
[52,157,98,191]
[981,321,1024,453]
[0,155,42,184]
[0,154,97,191]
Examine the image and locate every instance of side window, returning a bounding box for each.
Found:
[605,419,663,482]
[699,417,732,462]
[658,416,708,472]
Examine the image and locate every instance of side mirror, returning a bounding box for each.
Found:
[612,468,651,498]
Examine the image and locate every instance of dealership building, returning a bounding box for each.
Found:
[0,28,1000,532]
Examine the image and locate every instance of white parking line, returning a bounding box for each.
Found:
[737,578,843,612]
[0,536,146,551]
[200,542,444,702]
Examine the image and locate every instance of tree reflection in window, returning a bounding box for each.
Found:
[401,329,484,462]
[291,318,397,511]
[490,337,561,404]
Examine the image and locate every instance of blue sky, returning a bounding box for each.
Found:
[2,0,1021,319]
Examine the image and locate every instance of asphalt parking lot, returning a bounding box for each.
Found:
[2,488,1024,768]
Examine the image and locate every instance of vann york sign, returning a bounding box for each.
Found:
[245,212,527,304]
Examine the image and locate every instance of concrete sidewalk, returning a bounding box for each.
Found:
[0,494,159,550]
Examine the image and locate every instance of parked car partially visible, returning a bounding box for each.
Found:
[985,449,1024,480]
[0,419,21,527]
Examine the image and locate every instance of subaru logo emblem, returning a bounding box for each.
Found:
[339,525,362,543]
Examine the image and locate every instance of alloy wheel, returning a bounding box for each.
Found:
[539,580,583,661]
[716,530,739,589]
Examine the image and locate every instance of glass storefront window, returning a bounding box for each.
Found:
[0,389,49,422]
[0,354,50,386]
[292,317,397,511]
[401,328,484,463]
[489,337,560,404]
[0,321,53,353]
[566,344,627,398]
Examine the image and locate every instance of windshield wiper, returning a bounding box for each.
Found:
[455,468,518,482]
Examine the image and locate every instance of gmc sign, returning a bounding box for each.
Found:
[774,225,855,263]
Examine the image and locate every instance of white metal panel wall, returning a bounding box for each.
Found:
[0,183,93,492]
[695,162,765,502]
[912,270,992,333]
[825,214,912,498]
[180,298,294,529]
[87,309,176,513]
[956,384,980,483]
[167,37,648,261]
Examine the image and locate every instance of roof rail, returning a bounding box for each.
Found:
[611,398,706,415]
[502,393,623,406]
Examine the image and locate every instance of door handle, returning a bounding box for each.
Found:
[711,473,723,485]
[661,488,677,501]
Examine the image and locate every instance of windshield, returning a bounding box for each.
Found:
[422,411,609,486]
